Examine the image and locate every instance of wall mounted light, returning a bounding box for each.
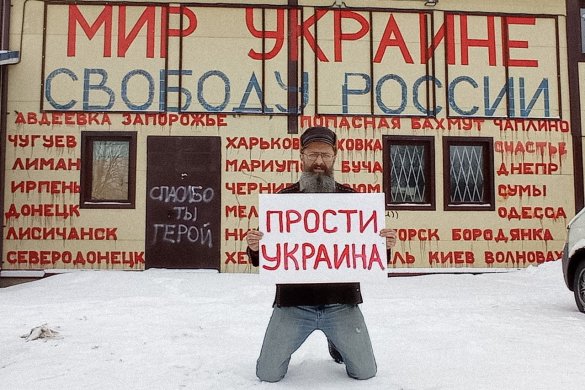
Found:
[425,0,438,6]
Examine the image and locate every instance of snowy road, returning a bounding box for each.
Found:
[1,261,584,390]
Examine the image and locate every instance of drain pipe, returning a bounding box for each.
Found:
[0,0,12,272]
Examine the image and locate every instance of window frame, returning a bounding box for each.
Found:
[442,136,494,211]
[581,8,585,54]
[382,135,436,211]
[80,131,137,209]
[443,13,561,120]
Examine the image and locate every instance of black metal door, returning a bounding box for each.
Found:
[146,136,221,269]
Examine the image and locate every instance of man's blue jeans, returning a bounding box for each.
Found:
[256,304,377,382]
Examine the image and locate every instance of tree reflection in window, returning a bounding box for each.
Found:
[81,131,136,209]
[91,141,129,200]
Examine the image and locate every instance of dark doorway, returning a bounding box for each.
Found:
[146,136,221,269]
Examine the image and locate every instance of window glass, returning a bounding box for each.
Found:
[81,132,136,209]
[449,145,484,203]
[91,141,130,201]
[390,144,427,203]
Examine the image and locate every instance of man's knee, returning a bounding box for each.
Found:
[347,362,377,380]
[256,370,286,382]
[256,361,287,382]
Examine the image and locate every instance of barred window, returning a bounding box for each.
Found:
[383,136,435,210]
[443,137,494,211]
[80,132,137,209]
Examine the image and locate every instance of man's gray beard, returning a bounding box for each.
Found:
[299,171,336,193]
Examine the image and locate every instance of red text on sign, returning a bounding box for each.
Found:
[265,209,378,234]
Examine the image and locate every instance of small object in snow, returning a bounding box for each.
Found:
[21,324,62,342]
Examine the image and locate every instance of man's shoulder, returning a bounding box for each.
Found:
[277,182,301,193]
[276,182,356,194]
[335,182,356,193]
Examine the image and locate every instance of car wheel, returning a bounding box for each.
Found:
[574,261,585,313]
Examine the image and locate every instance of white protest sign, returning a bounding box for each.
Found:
[258,193,387,283]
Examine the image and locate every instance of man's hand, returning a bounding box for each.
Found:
[379,228,397,250]
[246,229,264,251]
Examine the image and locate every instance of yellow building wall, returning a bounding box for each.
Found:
[2,0,573,273]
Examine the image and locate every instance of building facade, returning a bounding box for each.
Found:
[0,0,581,279]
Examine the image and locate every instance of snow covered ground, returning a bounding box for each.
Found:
[1,260,584,390]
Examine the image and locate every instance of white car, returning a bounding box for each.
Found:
[562,207,585,313]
